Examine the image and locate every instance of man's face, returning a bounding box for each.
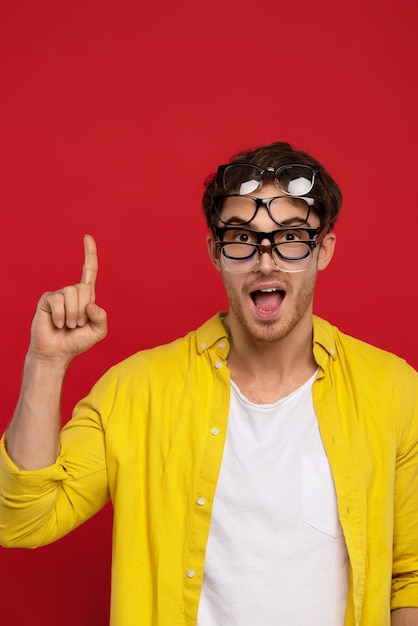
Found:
[207,184,336,344]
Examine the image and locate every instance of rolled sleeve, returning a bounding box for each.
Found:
[391,382,418,609]
[0,393,110,549]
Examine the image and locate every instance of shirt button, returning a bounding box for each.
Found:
[211,427,219,435]
[187,569,195,578]
[218,341,225,350]
[200,343,207,349]
[197,497,206,506]
[214,361,223,369]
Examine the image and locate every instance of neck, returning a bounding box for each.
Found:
[223,314,317,404]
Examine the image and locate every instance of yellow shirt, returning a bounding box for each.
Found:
[1,314,417,625]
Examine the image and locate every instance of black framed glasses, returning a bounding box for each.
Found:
[213,194,313,227]
[214,225,329,273]
[217,163,320,196]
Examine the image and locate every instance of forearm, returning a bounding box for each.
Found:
[4,235,106,471]
[392,608,418,625]
[5,354,68,470]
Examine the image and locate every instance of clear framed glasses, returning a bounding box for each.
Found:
[217,163,320,196]
[215,225,329,273]
[213,194,313,227]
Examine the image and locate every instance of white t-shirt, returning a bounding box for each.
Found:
[197,373,349,625]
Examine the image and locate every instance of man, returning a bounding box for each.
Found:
[0,142,417,625]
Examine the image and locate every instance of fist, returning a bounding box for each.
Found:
[29,235,108,364]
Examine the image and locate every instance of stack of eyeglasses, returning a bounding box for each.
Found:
[215,224,329,273]
[213,163,326,273]
[216,163,319,197]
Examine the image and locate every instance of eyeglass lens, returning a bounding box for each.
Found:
[220,244,312,273]
[216,225,324,273]
[221,164,316,196]
[221,242,312,272]
[216,195,311,226]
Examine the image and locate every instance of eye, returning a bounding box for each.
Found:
[275,229,310,243]
[237,231,251,242]
[223,229,257,244]
[284,232,298,241]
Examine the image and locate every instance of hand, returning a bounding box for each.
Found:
[28,234,108,366]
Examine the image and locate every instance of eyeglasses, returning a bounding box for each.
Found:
[217,163,320,196]
[214,225,329,273]
[213,194,313,227]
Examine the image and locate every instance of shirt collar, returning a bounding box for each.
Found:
[312,315,337,370]
[195,312,337,365]
[195,312,229,354]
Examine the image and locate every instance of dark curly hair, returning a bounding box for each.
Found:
[202,141,342,230]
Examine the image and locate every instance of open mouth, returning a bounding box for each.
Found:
[250,287,286,315]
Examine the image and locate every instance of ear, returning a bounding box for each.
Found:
[317,231,336,271]
[206,233,222,271]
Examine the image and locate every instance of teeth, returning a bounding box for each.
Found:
[260,288,278,293]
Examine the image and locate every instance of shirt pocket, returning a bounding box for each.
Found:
[302,456,343,538]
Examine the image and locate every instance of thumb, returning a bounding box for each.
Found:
[86,302,108,338]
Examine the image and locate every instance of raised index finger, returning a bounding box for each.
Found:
[81,234,98,301]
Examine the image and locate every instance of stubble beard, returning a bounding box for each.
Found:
[224,270,317,345]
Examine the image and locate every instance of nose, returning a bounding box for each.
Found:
[254,241,278,273]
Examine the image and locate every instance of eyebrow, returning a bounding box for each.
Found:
[223,216,251,225]
[277,217,312,226]
[223,216,312,227]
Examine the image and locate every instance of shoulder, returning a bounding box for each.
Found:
[77,313,229,425]
[313,315,417,383]
[93,312,228,388]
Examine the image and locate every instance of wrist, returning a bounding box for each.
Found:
[24,351,70,379]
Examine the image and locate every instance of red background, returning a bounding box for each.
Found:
[1,0,417,624]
